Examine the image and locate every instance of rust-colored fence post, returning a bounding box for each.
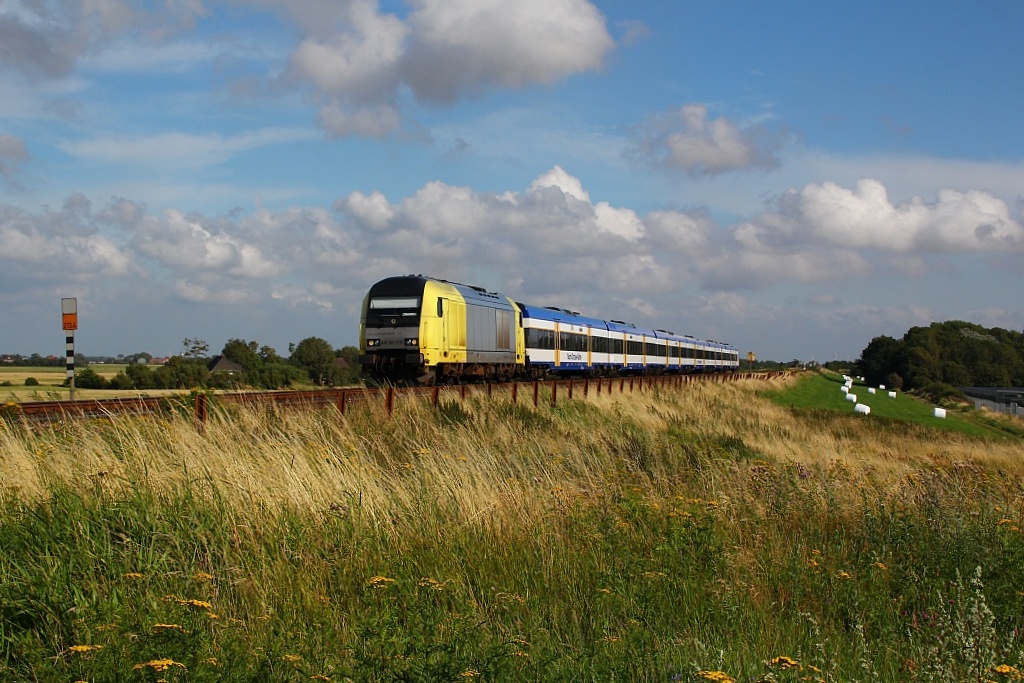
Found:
[487,382,493,398]
[512,382,518,404]
[460,384,467,400]
[583,378,589,397]
[533,381,539,407]
[337,390,347,416]
[597,378,602,395]
[386,387,395,417]
[567,379,573,400]
[194,392,207,433]
[551,380,558,407]
[432,385,440,407]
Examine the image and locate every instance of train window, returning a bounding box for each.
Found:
[370,297,420,313]
[526,328,555,350]
[559,331,588,353]
[627,340,643,356]
[437,298,444,317]
[592,335,608,354]
[609,338,624,355]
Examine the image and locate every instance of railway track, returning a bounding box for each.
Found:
[2,371,788,429]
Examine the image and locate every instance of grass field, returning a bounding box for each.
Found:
[1,364,124,396]
[3,374,1024,681]
[766,370,1024,439]
[0,364,188,402]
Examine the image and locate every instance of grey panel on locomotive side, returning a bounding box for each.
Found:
[465,303,516,361]
[445,282,517,363]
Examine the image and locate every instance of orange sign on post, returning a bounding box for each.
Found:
[62,298,78,331]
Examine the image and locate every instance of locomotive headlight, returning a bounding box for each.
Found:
[405,337,419,347]
[366,339,380,347]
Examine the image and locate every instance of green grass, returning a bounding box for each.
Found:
[3,378,1024,682]
[0,364,132,401]
[765,370,1022,439]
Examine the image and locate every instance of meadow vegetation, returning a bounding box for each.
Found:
[2,372,1024,681]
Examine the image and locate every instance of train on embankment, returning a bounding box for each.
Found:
[359,275,740,386]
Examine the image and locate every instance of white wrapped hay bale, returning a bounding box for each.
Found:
[841,386,849,394]
[888,391,897,399]
[845,393,857,402]
[855,403,871,415]
[868,387,876,394]
[933,407,947,419]
[879,384,886,390]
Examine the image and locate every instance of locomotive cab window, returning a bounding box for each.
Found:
[369,297,420,314]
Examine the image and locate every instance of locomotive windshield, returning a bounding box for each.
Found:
[369,297,420,314]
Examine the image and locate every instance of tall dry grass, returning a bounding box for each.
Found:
[4,375,1023,528]
[3,375,1024,681]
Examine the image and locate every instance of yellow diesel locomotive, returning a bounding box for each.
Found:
[359,275,525,385]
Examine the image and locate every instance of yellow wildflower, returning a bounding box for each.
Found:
[997,519,1014,525]
[695,671,736,683]
[768,655,800,669]
[182,598,213,609]
[368,575,395,588]
[123,572,145,579]
[133,658,187,672]
[152,623,186,633]
[461,669,480,677]
[192,572,214,582]
[836,571,852,580]
[280,654,302,663]
[68,644,104,654]
[992,664,1024,678]
[873,562,887,570]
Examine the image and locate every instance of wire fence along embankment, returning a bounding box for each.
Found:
[4,371,790,430]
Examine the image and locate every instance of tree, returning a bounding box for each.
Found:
[222,339,262,371]
[334,345,364,385]
[855,335,906,388]
[182,337,210,360]
[259,345,283,365]
[125,363,155,389]
[155,356,208,389]
[289,337,336,385]
[68,367,106,389]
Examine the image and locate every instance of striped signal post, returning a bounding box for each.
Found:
[62,298,78,400]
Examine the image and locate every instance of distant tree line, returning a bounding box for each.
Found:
[0,353,88,367]
[65,337,363,391]
[855,321,1024,397]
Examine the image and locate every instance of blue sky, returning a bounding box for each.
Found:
[1,0,1022,363]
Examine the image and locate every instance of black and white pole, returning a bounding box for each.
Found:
[62,298,78,400]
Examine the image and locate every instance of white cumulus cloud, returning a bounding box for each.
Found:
[633,103,786,176]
